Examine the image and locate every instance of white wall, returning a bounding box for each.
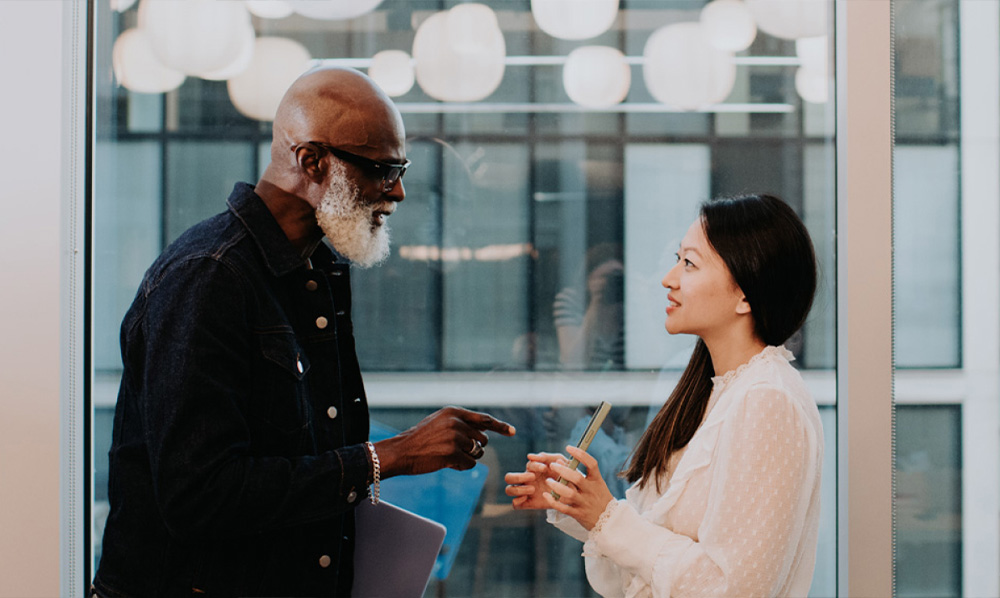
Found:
[0,1,65,595]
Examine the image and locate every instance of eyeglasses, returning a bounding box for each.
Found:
[296,141,410,193]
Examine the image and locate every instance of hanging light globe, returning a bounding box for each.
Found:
[199,22,256,81]
[700,0,757,52]
[643,22,737,110]
[227,37,312,121]
[563,46,630,109]
[795,66,828,103]
[446,3,501,54]
[112,28,186,94]
[138,0,253,76]
[745,0,828,40]
[413,9,506,102]
[530,0,619,41]
[245,0,294,19]
[290,0,384,20]
[796,35,828,72]
[368,50,415,97]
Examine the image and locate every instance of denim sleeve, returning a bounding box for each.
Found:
[134,256,368,540]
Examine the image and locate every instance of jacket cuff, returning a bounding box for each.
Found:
[337,444,371,507]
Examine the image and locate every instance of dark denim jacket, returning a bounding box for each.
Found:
[94,183,372,597]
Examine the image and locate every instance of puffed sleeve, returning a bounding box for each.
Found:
[584,385,822,597]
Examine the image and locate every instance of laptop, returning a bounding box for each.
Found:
[352,500,447,598]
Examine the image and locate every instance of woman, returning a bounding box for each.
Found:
[505,194,823,597]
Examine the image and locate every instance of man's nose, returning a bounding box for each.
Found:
[387,179,405,202]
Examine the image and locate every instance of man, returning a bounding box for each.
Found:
[92,67,514,597]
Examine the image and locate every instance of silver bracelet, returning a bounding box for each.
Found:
[365,441,380,505]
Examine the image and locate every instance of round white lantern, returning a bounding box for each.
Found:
[700,0,757,52]
[245,0,294,19]
[368,50,415,97]
[413,10,506,102]
[199,22,256,81]
[112,28,186,94]
[745,0,828,40]
[138,0,252,76]
[643,22,737,110]
[796,35,828,72]
[227,37,312,121]
[111,0,138,12]
[447,3,501,55]
[795,66,828,103]
[563,46,630,108]
[531,0,619,41]
[290,0,384,20]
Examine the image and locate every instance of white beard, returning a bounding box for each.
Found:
[315,163,392,269]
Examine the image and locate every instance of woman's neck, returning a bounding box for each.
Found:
[703,330,767,378]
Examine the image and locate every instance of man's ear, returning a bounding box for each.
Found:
[736,295,752,315]
[293,143,327,183]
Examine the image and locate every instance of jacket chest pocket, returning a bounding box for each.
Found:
[250,331,313,436]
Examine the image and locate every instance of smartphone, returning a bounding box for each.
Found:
[551,401,612,499]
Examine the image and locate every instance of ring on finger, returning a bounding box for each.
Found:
[468,439,485,459]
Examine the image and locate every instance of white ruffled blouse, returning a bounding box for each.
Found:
[549,346,824,598]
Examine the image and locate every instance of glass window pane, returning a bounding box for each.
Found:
[90,2,840,594]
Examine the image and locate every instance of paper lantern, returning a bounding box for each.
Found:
[413,9,506,102]
[368,50,415,97]
[745,0,828,40]
[199,22,255,81]
[795,66,828,103]
[700,0,757,52]
[138,0,252,76]
[563,46,630,108]
[112,28,186,94]
[289,0,384,20]
[796,35,828,72]
[111,0,138,12]
[531,0,619,41]
[227,37,312,121]
[643,22,736,110]
[245,0,294,19]
[446,3,500,54]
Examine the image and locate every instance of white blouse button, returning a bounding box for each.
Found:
[347,490,358,503]
[305,280,318,291]
[319,554,331,568]
[315,316,328,329]
[327,406,338,419]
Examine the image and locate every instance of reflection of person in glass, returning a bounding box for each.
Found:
[553,242,625,370]
[92,68,514,598]
[506,195,823,597]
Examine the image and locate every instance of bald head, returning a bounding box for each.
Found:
[269,67,406,173]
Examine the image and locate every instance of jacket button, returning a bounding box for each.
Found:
[305,280,318,291]
[347,490,358,503]
[327,406,338,419]
[319,554,331,568]
[315,316,328,329]
[296,359,304,374]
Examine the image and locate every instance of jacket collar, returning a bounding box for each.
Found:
[226,182,314,277]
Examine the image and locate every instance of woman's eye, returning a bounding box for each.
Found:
[674,253,682,263]
[685,259,695,268]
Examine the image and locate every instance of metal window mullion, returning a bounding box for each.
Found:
[959,1,1000,595]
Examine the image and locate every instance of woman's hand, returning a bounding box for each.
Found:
[542,445,615,530]
[504,452,568,510]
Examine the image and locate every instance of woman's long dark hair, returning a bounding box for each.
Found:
[623,194,818,491]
